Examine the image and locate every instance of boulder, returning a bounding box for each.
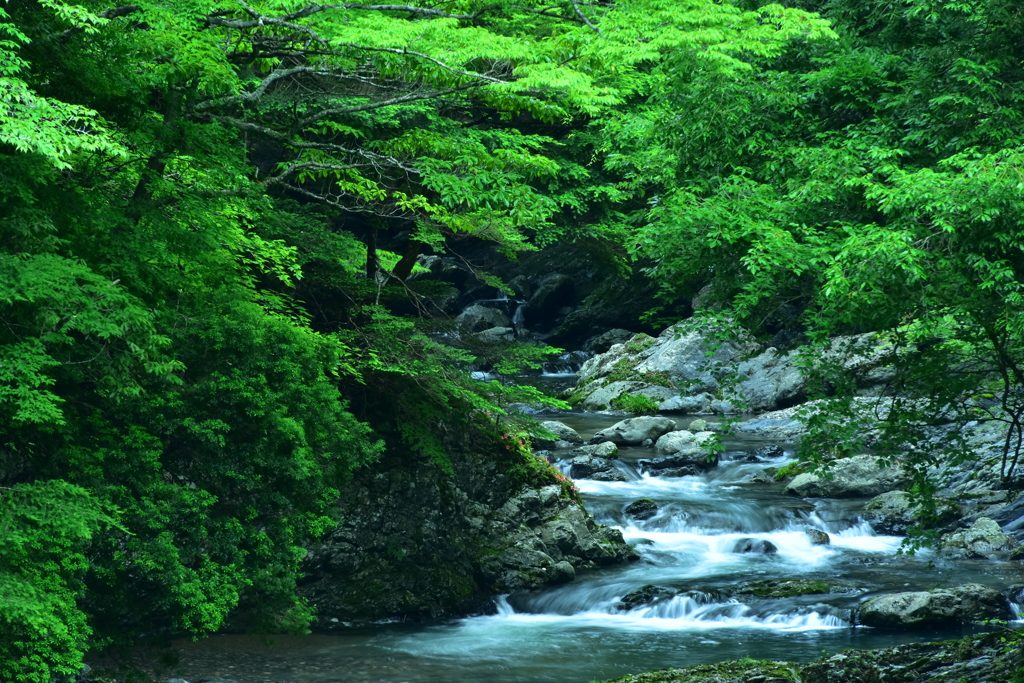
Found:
[687,418,709,431]
[569,455,619,479]
[567,442,618,459]
[941,517,1019,559]
[533,421,583,449]
[548,560,576,584]
[659,393,713,414]
[638,451,717,474]
[585,329,637,354]
[475,326,514,343]
[785,455,909,498]
[593,416,677,446]
[624,498,659,521]
[654,429,717,454]
[857,584,1013,630]
[733,538,778,554]
[864,491,918,535]
[805,529,831,545]
[581,381,641,411]
[457,304,512,333]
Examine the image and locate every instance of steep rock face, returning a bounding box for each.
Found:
[301,433,636,624]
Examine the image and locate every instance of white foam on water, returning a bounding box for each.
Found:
[575,473,712,498]
[487,596,849,633]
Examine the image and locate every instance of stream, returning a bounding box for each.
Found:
[166,410,1023,683]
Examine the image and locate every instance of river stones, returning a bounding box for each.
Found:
[734,579,831,598]
[624,498,659,521]
[533,420,583,448]
[940,517,1019,559]
[785,455,909,498]
[567,441,618,458]
[655,429,716,453]
[857,583,1013,630]
[638,450,717,476]
[805,529,831,545]
[617,584,677,610]
[592,416,676,446]
[569,455,626,481]
[732,538,778,554]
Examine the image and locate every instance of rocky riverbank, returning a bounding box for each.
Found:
[601,630,1024,683]
[299,423,636,625]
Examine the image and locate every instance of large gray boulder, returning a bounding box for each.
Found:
[592,416,676,446]
[655,429,717,454]
[567,442,618,458]
[864,491,918,535]
[786,455,909,498]
[941,518,1019,559]
[857,584,1013,629]
[457,304,511,333]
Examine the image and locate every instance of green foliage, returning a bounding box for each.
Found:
[0,481,118,683]
[611,393,661,414]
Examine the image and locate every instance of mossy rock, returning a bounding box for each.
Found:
[600,658,799,682]
[773,461,807,481]
[733,579,830,599]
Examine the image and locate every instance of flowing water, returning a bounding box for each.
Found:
[167,411,1024,683]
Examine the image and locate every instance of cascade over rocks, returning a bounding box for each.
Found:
[301,431,636,624]
[856,583,1013,630]
[785,455,909,498]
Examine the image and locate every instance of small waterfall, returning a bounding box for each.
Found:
[512,303,525,328]
[541,350,593,376]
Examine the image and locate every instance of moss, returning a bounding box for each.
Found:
[624,334,657,354]
[607,356,641,383]
[599,658,799,683]
[773,461,806,481]
[611,393,661,414]
[639,370,674,388]
[735,579,830,598]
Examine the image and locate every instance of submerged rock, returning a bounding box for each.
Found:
[732,538,778,554]
[857,583,1013,629]
[617,584,677,611]
[941,517,1019,559]
[734,579,831,598]
[785,455,909,498]
[592,416,677,446]
[624,498,659,520]
[805,529,831,545]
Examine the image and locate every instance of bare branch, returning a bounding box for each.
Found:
[570,0,601,33]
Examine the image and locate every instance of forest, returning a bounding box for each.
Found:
[2,0,1023,681]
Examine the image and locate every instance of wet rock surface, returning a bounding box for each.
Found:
[300,432,636,624]
[785,455,909,498]
[856,583,1013,629]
